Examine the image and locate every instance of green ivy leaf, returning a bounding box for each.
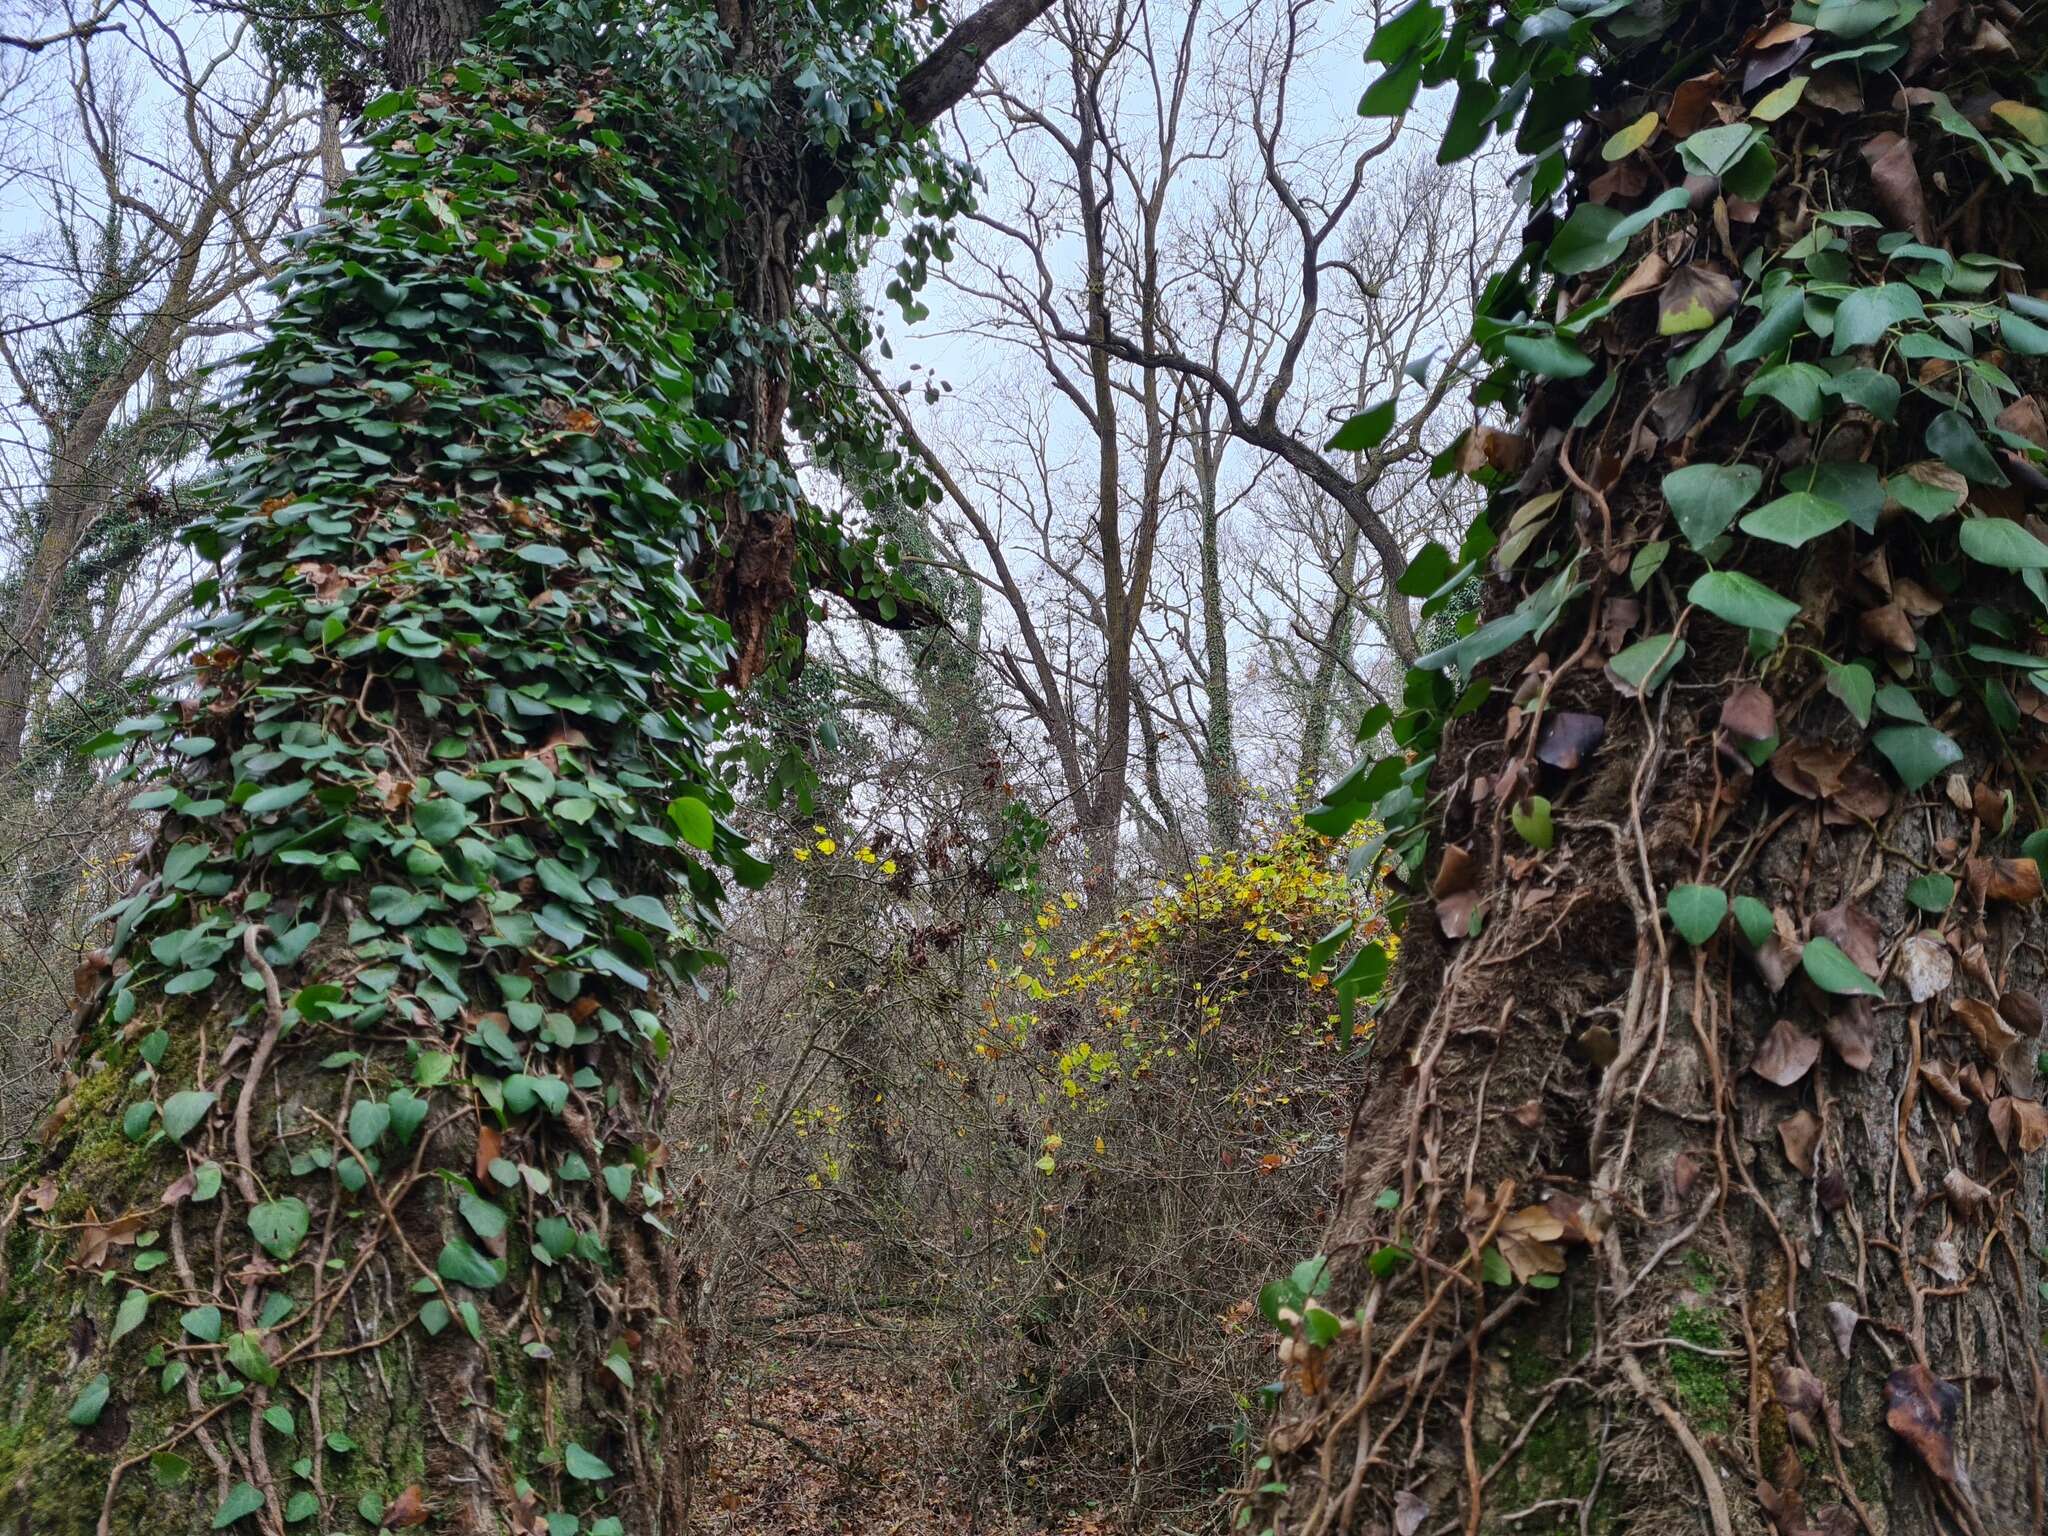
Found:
[347,1098,392,1150]
[1510,795,1554,851]
[1998,307,2048,356]
[667,795,716,850]
[212,1482,266,1528]
[1607,634,1687,696]
[1801,935,1881,997]
[1663,463,1763,548]
[459,1192,507,1241]
[1326,398,1398,452]
[1826,661,1875,726]
[1831,282,1925,352]
[1739,491,1848,547]
[1927,411,2007,485]
[160,1090,217,1144]
[227,1329,279,1387]
[1872,725,1964,791]
[563,1442,615,1481]
[1731,895,1775,947]
[248,1198,311,1261]
[1744,361,1827,422]
[1688,571,1799,635]
[1905,873,1955,912]
[412,799,470,844]
[1547,186,1689,275]
[112,1287,149,1344]
[437,1238,506,1290]
[243,779,312,816]
[67,1373,110,1427]
[1959,517,2048,570]
[1501,333,1595,379]
[1665,885,1728,946]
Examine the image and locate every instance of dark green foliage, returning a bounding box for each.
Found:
[11,0,982,1526]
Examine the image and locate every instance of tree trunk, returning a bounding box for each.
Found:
[0,1,1045,1531]
[383,0,491,83]
[1295,520,1361,800]
[1257,7,2048,1536]
[1193,418,1242,851]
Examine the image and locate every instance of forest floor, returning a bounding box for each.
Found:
[700,1298,1129,1536]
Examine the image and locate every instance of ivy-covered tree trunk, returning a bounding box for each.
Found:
[1260,5,2048,1535]
[0,0,1041,1531]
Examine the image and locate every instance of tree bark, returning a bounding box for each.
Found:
[1192,415,1242,851]
[382,0,491,84]
[1255,7,2048,1536]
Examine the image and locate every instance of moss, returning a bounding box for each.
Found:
[1666,1305,1735,1432]
[1484,1309,1604,1531]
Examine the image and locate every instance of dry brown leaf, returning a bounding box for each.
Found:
[1667,72,1725,137]
[1752,920,1803,993]
[1825,1301,1859,1359]
[1891,577,1944,617]
[1777,1109,1821,1173]
[1858,601,1917,652]
[1457,426,1530,477]
[1990,1095,2048,1154]
[1774,1362,1829,1449]
[1919,1060,1970,1112]
[1769,740,1853,799]
[1752,1019,1821,1087]
[1954,996,2021,1061]
[1742,33,1813,93]
[1897,932,1953,1004]
[1611,251,1671,303]
[1886,1364,1961,1481]
[1824,1004,1877,1072]
[1971,781,2006,830]
[1434,844,1476,897]
[2000,989,2044,1034]
[384,1484,431,1529]
[1536,711,1606,770]
[476,1121,503,1184]
[1823,764,1893,825]
[1497,1205,1568,1282]
[1805,68,1863,114]
[1394,1489,1429,1536]
[1813,899,1881,975]
[1967,855,2042,906]
[1720,683,1776,742]
[1861,131,1929,241]
[1940,1165,1993,1219]
[1998,394,2048,448]
[1543,1194,1609,1246]
[1817,1167,1850,1211]
[1436,890,1480,940]
[76,1210,144,1271]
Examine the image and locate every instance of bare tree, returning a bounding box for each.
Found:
[0,2,321,769]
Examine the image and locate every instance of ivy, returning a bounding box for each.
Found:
[35,0,992,1522]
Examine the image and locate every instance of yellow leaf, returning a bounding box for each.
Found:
[1601,111,1659,162]
[1992,100,2048,147]
[1749,76,1807,123]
